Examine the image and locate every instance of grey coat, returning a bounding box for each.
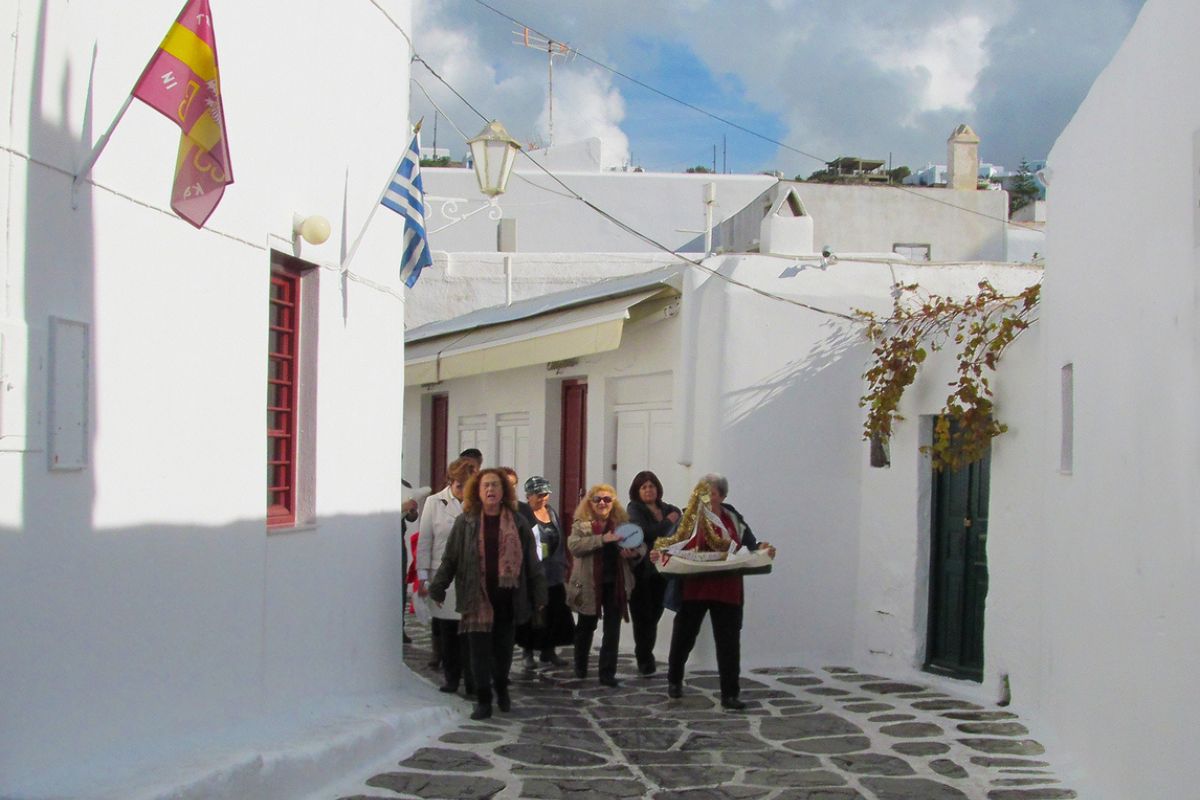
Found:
[566,518,643,616]
[428,508,548,626]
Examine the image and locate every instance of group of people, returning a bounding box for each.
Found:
[409,448,776,720]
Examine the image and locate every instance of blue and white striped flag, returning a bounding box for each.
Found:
[382,131,432,288]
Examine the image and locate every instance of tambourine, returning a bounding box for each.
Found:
[614,522,644,549]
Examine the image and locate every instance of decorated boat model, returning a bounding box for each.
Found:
[649,480,775,577]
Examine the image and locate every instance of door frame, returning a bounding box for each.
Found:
[559,379,588,531]
[924,429,991,682]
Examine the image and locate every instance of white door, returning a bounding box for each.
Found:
[497,412,531,480]
[615,406,673,500]
[458,414,487,459]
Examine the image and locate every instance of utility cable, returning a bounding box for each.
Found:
[467,0,1042,232]
[412,57,860,322]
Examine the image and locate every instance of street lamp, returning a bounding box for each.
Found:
[467,120,521,198]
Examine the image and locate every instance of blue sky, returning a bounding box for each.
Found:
[413,0,1145,176]
[619,39,788,174]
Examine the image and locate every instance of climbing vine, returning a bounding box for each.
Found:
[857,280,1041,471]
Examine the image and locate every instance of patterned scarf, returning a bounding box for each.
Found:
[589,518,630,622]
[461,509,524,633]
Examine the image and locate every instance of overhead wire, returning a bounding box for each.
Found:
[412,56,860,322]
[468,0,828,166]
[466,0,1043,232]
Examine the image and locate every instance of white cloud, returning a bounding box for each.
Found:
[414,0,1144,172]
[870,15,992,114]
[411,1,631,166]
[533,68,631,168]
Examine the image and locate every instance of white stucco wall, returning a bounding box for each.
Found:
[685,257,1041,672]
[0,1,416,793]
[714,181,1013,263]
[984,1,1200,796]
[422,167,776,254]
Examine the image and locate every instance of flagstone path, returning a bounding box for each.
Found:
[335,622,1076,800]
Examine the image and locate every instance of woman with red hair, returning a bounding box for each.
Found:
[429,468,547,720]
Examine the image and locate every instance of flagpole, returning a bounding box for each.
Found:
[342,122,422,272]
[341,159,400,271]
[71,94,134,201]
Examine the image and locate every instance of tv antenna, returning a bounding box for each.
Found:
[514,27,576,147]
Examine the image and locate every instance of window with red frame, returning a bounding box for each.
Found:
[268,268,300,526]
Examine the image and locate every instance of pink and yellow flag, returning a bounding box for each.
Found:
[132,0,232,228]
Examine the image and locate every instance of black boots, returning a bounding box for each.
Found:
[496,686,511,712]
[720,695,747,710]
[470,702,492,720]
[667,682,683,699]
[540,651,566,666]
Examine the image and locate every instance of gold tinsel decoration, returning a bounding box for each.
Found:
[653,479,729,552]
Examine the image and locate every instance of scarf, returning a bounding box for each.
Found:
[589,518,630,621]
[460,508,523,633]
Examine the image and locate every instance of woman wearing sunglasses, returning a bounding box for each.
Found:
[567,483,644,687]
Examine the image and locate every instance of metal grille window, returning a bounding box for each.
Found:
[267,269,299,526]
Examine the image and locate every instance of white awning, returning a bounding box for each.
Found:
[406,288,668,385]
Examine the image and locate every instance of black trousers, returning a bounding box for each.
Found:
[434,618,473,692]
[574,581,622,681]
[667,600,743,699]
[466,620,516,705]
[629,565,666,667]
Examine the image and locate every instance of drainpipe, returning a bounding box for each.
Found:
[704,182,715,256]
[675,266,703,468]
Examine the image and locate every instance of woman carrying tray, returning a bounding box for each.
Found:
[651,473,776,710]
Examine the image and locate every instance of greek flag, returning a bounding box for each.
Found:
[382,132,432,288]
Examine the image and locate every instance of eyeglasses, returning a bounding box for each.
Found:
[591,496,614,505]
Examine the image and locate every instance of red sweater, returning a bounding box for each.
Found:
[681,509,743,606]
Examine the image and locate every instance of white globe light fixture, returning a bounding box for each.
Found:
[292,213,331,245]
[467,120,521,198]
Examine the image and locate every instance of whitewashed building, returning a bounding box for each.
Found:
[402,246,1042,684]
[981,0,1200,796]
[0,2,440,797]
[412,128,1040,329]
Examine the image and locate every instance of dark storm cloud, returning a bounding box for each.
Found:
[969,0,1146,167]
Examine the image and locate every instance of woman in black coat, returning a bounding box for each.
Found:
[625,470,681,675]
[515,475,575,668]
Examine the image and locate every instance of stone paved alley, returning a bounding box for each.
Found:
[335,622,1077,800]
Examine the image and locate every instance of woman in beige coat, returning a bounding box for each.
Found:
[567,483,644,687]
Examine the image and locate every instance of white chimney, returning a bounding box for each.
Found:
[947,124,980,191]
[759,186,814,256]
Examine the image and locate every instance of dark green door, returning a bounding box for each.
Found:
[926,440,990,681]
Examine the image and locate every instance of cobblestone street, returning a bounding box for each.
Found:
[334,621,1076,800]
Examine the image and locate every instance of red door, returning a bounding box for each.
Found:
[559,380,587,531]
[430,394,448,491]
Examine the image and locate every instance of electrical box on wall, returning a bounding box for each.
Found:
[1193,129,1200,248]
[47,317,89,470]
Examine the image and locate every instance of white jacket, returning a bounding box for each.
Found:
[416,485,463,620]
